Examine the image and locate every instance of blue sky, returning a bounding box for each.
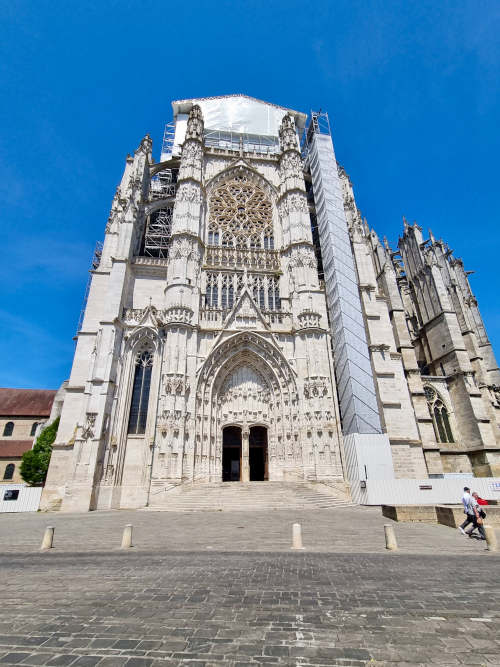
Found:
[1,0,499,389]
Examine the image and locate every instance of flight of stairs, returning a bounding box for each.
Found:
[146,481,354,512]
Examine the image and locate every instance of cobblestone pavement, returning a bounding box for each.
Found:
[1,508,499,666]
[1,506,499,554]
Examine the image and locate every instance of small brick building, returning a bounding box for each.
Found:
[0,388,57,483]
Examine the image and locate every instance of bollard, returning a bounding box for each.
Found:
[384,524,398,551]
[291,523,305,550]
[121,524,133,549]
[483,524,498,552]
[40,526,55,551]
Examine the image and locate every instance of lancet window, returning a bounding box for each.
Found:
[128,349,153,435]
[424,386,454,443]
[208,174,273,250]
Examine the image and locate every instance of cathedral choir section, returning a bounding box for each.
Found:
[40,96,500,512]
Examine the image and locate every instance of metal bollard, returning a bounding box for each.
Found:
[384,524,398,551]
[121,524,133,549]
[483,524,498,552]
[40,526,55,551]
[291,523,305,550]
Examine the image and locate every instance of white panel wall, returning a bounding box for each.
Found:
[0,484,42,513]
[343,433,394,503]
[362,477,500,505]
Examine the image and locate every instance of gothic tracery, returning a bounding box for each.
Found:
[208,174,273,249]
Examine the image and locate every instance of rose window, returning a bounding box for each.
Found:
[208,175,273,249]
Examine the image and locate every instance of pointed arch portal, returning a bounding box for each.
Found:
[195,332,298,482]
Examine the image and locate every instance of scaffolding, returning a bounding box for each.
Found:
[305,110,382,436]
[149,167,178,200]
[76,241,103,335]
[204,129,280,154]
[160,120,176,160]
[143,208,173,259]
[301,110,331,158]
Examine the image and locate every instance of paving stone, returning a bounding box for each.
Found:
[45,658,78,667]
[20,655,56,666]
[0,509,499,666]
[0,655,31,665]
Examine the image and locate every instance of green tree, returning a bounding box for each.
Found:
[20,417,60,486]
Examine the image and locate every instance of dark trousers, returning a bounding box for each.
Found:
[460,514,474,531]
[461,513,486,538]
[470,515,486,539]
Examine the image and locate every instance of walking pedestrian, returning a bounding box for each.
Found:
[468,492,487,540]
[458,487,474,535]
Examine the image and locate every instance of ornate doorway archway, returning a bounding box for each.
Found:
[222,426,242,481]
[195,332,299,482]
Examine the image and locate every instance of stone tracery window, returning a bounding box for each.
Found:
[424,386,454,443]
[128,349,153,435]
[208,174,273,249]
[205,272,280,311]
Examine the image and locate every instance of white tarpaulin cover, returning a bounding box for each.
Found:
[193,96,289,136]
[169,96,307,156]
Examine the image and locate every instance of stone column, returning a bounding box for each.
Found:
[241,427,250,482]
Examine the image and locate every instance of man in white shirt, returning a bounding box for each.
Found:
[458,487,474,535]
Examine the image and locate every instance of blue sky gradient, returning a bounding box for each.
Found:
[1,0,499,388]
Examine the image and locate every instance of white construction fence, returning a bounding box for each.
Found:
[0,484,42,513]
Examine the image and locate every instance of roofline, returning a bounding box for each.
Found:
[171,94,308,131]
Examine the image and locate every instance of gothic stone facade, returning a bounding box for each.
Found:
[41,96,500,512]
[339,171,500,479]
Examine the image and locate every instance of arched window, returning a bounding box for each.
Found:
[3,463,15,480]
[30,422,39,437]
[263,234,274,250]
[3,422,14,437]
[424,386,455,443]
[128,349,153,435]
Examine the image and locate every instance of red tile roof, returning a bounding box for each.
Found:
[0,388,56,417]
[0,440,32,457]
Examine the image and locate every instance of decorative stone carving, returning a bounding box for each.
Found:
[280,151,302,177]
[304,377,328,399]
[164,373,190,396]
[185,105,204,142]
[368,344,391,352]
[181,141,203,167]
[80,412,97,440]
[280,193,309,216]
[163,305,194,325]
[297,310,321,329]
[204,245,280,272]
[176,182,201,203]
[287,247,317,271]
[279,114,298,152]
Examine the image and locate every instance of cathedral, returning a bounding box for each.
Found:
[41,95,500,512]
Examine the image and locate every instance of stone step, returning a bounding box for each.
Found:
[147,481,353,512]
